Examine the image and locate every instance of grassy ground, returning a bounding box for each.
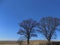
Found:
[0,40,60,45]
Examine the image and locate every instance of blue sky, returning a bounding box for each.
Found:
[0,0,60,40]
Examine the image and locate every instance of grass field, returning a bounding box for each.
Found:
[0,40,59,45]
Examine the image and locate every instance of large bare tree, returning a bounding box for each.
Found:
[18,19,37,45]
[37,17,60,45]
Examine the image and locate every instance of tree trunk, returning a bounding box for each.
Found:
[47,40,51,45]
[27,38,29,45]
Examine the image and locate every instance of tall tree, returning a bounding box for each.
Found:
[37,17,60,45]
[18,19,37,45]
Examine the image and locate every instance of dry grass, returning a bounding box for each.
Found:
[0,40,59,45]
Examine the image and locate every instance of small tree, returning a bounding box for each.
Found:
[18,36,26,45]
[37,17,60,45]
[18,19,37,45]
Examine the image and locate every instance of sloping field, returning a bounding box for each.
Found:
[0,41,18,45]
[0,40,47,45]
[0,40,59,45]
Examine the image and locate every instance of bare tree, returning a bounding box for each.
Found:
[18,19,37,45]
[18,36,26,45]
[37,17,60,45]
